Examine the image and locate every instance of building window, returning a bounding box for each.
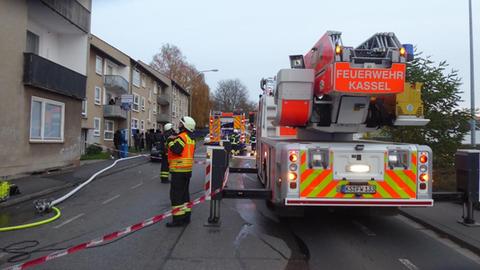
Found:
[131,118,139,130]
[141,76,146,88]
[26,30,39,55]
[141,97,145,111]
[82,99,87,117]
[148,109,152,122]
[153,104,157,114]
[93,117,101,137]
[153,83,158,94]
[104,120,114,141]
[30,97,65,142]
[148,89,152,102]
[95,56,103,75]
[140,120,145,131]
[133,69,140,87]
[132,93,139,111]
[94,86,102,105]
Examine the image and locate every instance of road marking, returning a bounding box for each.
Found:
[399,258,419,270]
[53,213,85,229]
[352,220,376,236]
[130,182,143,189]
[102,194,120,205]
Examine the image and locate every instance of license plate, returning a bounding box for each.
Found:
[341,185,376,194]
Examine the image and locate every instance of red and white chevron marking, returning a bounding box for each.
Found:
[2,172,229,270]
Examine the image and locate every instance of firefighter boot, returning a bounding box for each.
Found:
[184,212,191,224]
[166,216,185,227]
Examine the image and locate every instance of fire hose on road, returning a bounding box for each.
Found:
[0,154,146,232]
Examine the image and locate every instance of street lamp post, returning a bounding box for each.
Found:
[469,0,476,147]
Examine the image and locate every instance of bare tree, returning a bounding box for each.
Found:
[150,44,211,127]
[212,79,254,112]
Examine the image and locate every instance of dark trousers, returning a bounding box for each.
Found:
[160,154,169,181]
[170,171,191,220]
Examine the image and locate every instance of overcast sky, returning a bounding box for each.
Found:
[92,0,480,109]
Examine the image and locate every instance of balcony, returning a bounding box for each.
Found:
[40,0,91,33]
[104,75,129,95]
[23,53,86,100]
[157,94,170,106]
[156,113,170,123]
[104,105,127,119]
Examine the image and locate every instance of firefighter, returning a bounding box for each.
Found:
[160,123,175,183]
[230,129,240,156]
[166,116,196,227]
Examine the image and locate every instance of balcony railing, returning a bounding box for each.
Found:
[156,113,170,123]
[104,105,127,119]
[157,94,170,106]
[104,75,129,95]
[23,53,86,100]
[40,0,91,33]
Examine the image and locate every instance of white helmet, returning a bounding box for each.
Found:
[180,116,196,132]
[164,123,173,131]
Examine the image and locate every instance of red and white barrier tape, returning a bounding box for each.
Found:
[2,170,229,270]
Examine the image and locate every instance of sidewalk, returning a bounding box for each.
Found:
[0,157,148,209]
[400,202,480,254]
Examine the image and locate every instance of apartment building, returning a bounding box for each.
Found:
[170,81,191,130]
[81,35,130,151]
[0,0,91,177]
[137,61,172,131]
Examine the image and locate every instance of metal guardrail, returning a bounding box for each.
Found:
[103,105,127,119]
[104,75,128,94]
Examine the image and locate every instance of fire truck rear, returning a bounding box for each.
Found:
[256,31,433,208]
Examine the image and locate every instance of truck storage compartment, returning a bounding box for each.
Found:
[275,69,314,127]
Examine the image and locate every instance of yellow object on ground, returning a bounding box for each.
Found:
[0,207,61,232]
[0,181,10,201]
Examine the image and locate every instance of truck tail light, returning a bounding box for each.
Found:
[288,172,297,181]
[419,183,427,190]
[289,153,298,162]
[419,173,429,182]
[420,154,428,163]
[289,182,297,189]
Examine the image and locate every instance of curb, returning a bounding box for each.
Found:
[399,209,480,256]
[0,158,149,209]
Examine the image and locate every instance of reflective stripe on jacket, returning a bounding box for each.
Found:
[168,131,195,173]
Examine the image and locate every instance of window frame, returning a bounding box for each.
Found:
[132,69,140,87]
[132,93,140,112]
[95,55,103,75]
[94,86,102,105]
[81,98,87,118]
[93,117,101,137]
[104,120,114,141]
[141,96,145,111]
[30,96,65,143]
[26,30,39,55]
[140,120,145,131]
[131,118,139,130]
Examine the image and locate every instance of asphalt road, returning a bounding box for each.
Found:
[1,147,480,270]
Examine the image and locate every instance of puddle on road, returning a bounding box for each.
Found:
[225,157,310,269]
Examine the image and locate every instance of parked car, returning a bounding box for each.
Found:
[150,142,163,162]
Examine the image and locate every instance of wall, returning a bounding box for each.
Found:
[0,0,84,177]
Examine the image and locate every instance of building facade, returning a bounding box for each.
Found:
[0,0,91,177]
[81,35,130,151]
[171,81,191,130]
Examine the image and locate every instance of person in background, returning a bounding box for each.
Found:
[160,123,175,183]
[113,129,122,158]
[133,130,140,151]
[166,117,196,227]
[139,132,145,152]
[146,129,152,152]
